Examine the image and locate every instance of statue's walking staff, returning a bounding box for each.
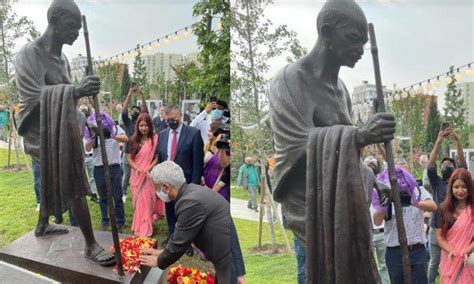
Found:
[369,23,412,284]
[82,15,125,276]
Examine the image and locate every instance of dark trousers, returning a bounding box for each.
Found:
[165,201,177,235]
[32,161,41,204]
[294,238,307,284]
[94,165,125,226]
[386,245,428,284]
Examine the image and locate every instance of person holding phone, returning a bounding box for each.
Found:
[373,167,437,284]
[427,127,467,284]
[190,97,228,143]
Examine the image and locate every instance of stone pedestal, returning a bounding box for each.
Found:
[0,226,164,283]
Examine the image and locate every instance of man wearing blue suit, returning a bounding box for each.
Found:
[156,106,204,251]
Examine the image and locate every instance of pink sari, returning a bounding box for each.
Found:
[130,134,164,237]
[440,205,474,284]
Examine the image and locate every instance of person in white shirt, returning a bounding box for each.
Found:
[79,105,99,203]
[190,99,228,143]
[85,111,128,233]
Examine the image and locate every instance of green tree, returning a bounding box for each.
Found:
[170,60,196,104]
[190,0,230,103]
[424,98,441,152]
[0,0,36,81]
[132,48,148,98]
[443,66,469,148]
[232,0,303,253]
[391,92,425,171]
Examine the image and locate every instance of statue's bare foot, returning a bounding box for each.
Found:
[85,243,116,266]
[35,223,69,237]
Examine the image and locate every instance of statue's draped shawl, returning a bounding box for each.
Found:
[306,126,379,283]
[269,64,379,283]
[15,43,89,217]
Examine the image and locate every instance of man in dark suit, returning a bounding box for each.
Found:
[140,161,230,283]
[156,106,204,239]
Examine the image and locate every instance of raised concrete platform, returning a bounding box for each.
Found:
[0,226,164,283]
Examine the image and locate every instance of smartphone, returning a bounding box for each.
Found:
[441,122,450,130]
[210,96,217,103]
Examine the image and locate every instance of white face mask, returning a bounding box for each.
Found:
[156,186,171,203]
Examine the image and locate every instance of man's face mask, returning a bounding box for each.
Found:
[167,119,179,130]
[131,111,140,121]
[211,109,224,120]
[156,185,171,202]
[441,164,454,179]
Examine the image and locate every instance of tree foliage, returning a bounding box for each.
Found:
[424,98,441,152]
[443,66,469,147]
[190,0,230,103]
[231,0,303,155]
[132,49,148,97]
[0,0,36,80]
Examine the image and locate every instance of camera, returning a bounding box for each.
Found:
[215,124,231,152]
[213,124,230,137]
[216,134,230,152]
[399,191,411,207]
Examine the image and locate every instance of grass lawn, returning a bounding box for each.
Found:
[0,148,210,273]
[231,186,259,201]
[234,218,297,283]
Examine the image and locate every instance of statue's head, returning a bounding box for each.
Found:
[317,0,368,68]
[47,0,82,45]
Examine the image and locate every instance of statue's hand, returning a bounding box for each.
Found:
[356,112,395,148]
[74,75,101,99]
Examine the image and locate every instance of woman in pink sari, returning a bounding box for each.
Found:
[127,113,164,237]
[435,168,474,284]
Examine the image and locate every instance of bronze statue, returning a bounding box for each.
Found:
[15,0,115,266]
[269,0,395,283]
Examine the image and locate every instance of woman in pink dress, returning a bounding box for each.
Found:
[127,113,164,237]
[435,168,474,284]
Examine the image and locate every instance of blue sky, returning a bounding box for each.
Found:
[264,0,473,108]
[12,0,202,63]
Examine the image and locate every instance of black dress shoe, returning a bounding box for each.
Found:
[101,223,109,231]
[186,246,194,257]
[90,194,99,204]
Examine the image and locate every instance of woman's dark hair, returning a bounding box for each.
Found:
[441,168,473,237]
[130,113,154,157]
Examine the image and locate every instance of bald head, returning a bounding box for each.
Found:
[47,0,81,23]
[317,0,367,35]
[315,0,368,68]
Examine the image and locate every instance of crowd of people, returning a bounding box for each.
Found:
[234,127,473,284]
[368,127,473,284]
[29,85,245,283]
[28,87,473,284]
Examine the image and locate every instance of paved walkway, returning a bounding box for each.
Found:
[230,197,282,223]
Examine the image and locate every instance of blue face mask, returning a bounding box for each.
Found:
[211,109,223,120]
